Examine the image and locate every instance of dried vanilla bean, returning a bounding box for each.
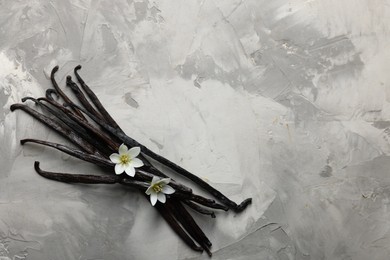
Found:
[34,161,116,184]
[66,75,105,122]
[34,161,151,190]
[50,66,86,120]
[22,139,112,167]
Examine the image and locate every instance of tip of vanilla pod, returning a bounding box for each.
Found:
[34,161,40,169]
[10,104,21,112]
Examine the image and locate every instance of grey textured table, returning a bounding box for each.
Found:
[1,1,390,259]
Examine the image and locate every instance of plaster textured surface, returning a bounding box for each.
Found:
[1,1,390,259]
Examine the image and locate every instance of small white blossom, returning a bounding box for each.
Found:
[145,176,175,206]
[109,144,144,177]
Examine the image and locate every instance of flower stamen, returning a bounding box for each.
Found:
[152,184,163,193]
[120,154,130,164]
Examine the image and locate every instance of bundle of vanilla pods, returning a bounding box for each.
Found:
[10,65,252,257]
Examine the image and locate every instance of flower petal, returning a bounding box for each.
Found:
[159,178,171,185]
[118,144,128,155]
[130,158,144,168]
[150,193,157,206]
[125,166,136,177]
[157,192,166,203]
[109,153,120,163]
[145,187,153,195]
[115,164,125,175]
[151,176,159,185]
[162,185,175,195]
[128,147,141,158]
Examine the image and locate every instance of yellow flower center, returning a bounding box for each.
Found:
[152,183,163,193]
[120,154,131,165]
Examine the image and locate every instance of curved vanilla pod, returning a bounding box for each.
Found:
[34,161,116,184]
[66,75,105,122]
[35,161,149,190]
[45,89,59,101]
[50,66,86,120]
[22,139,112,166]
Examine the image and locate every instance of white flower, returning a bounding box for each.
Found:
[109,144,144,177]
[145,176,175,206]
